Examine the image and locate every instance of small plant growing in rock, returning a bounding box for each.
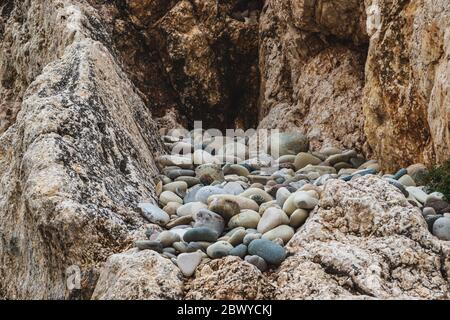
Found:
[420,158,450,202]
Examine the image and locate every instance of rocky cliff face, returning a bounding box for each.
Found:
[0,0,449,300]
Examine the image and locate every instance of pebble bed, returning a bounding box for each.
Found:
[136,131,450,277]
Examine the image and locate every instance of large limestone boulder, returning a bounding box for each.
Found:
[185,256,276,300]
[0,0,165,299]
[91,249,184,300]
[274,176,450,299]
[364,0,450,171]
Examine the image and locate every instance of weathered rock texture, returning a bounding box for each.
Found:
[0,0,165,299]
[364,0,450,171]
[257,0,370,154]
[92,249,184,300]
[185,256,276,300]
[276,176,450,299]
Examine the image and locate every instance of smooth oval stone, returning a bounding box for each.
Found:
[334,162,353,171]
[320,147,341,156]
[290,208,309,228]
[240,188,273,203]
[194,209,225,235]
[228,229,247,246]
[228,210,260,229]
[222,181,245,195]
[247,175,271,185]
[163,181,188,195]
[326,150,357,166]
[206,241,234,259]
[385,178,409,197]
[163,202,182,216]
[208,197,240,220]
[167,169,195,180]
[398,174,416,187]
[135,240,163,252]
[257,207,289,234]
[349,157,366,168]
[248,239,286,265]
[294,153,322,171]
[163,247,177,255]
[245,255,268,272]
[156,155,193,169]
[207,194,259,211]
[177,252,203,277]
[426,192,445,202]
[195,186,227,204]
[223,164,250,177]
[166,215,194,229]
[173,241,188,253]
[358,160,378,169]
[276,187,291,207]
[393,168,408,180]
[163,252,177,260]
[175,176,200,188]
[298,165,336,175]
[259,200,280,214]
[425,198,450,214]
[407,163,428,181]
[250,183,265,190]
[138,203,170,226]
[225,227,246,237]
[159,191,183,206]
[422,207,436,217]
[432,217,450,241]
[230,244,248,258]
[269,132,309,156]
[184,184,204,203]
[187,242,206,253]
[406,187,428,204]
[196,164,224,185]
[183,227,218,243]
[262,225,294,244]
[277,155,296,164]
[293,191,319,210]
[243,233,262,246]
[157,231,180,247]
[177,202,208,217]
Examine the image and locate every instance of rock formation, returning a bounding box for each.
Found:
[0,0,449,300]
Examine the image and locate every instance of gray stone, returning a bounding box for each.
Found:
[222,181,245,195]
[289,208,309,228]
[138,203,170,226]
[175,176,201,187]
[270,132,309,156]
[159,191,183,206]
[228,229,247,246]
[173,242,188,253]
[245,255,268,272]
[223,164,250,177]
[262,225,295,244]
[422,207,437,217]
[243,233,262,246]
[293,192,319,209]
[135,240,163,253]
[248,239,286,265]
[206,241,234,259]
[228,210,260,229]
[184,184,204,203]
[425,198,450,215]
[230,244,248,258]
[167,169,195,180]
[157,231,180,247]
[398,174,416,187]
[193,209,225,235]
[432,217,450,241]
[257,207,289,234]
[166,215,194,229]
[276,187,291,207]
[195,186,227,204]
[177,252,203,277]
[183,227,218,243]
[294,153,322,171]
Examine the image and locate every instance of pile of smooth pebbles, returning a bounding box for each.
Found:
[135,130,450,277]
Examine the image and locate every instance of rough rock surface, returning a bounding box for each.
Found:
[257,0,370,154]
[92,249,184,300]
[276,176,450,299]
[364,0,450,171]
[0,0,164,299]
[185,256,276,300]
